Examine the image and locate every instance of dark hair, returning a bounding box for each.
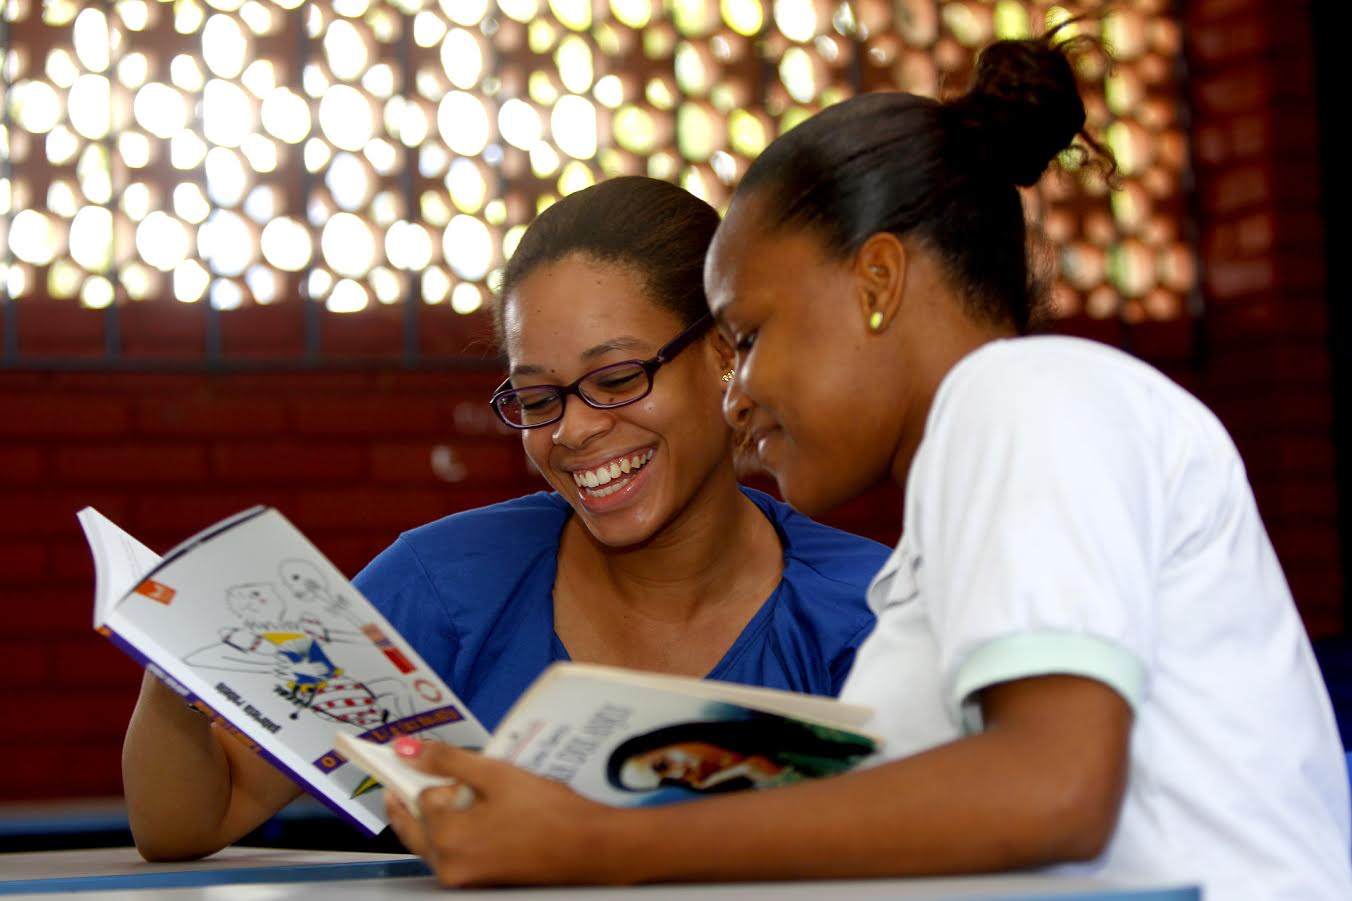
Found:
[733,29,1111,334]
[605,716,875,793]
[494,176,720,346]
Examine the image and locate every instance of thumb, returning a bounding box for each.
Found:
[403,740,514,795]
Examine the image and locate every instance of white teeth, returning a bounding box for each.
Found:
[573,449,656,497]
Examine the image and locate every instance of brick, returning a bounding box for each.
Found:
[0,742,125,800]
[0,640,56,686]
[1210,390,1334,433]
[117,299,209,362]
[0,540,48,584]
[1186,0,1267,25]
[132,490,297,533]
[4,586,94,634]
[1231,434,1336,477]
[293,486,518,531]
[0,395,132,437]
[222,371,377,394]
[373,369,502,395]
[211,442,366,482]
[1204,294,1329,342]
[0,491,127,537]
[319,306,405,360]
[369,442,529,484]
[0,446,46,484]
[1270,524,1341,566]
[1,689,137,742]
[1193,68,1272,118]
[136,394,289,436]
[55,444,208,483]
[1204,258,1275,300]
[1189,17,1268,66]
[290,397,443,436]
[419,306,498,361]
[50,636,144,687]
[1126,319,1198,366]
[49,538,100,588]
[14,301,108,359]
[219,302,307,361]
[300,534,396,577]
[1203,342,1332,389]
[1203,164,1270,215]
[52,371,203,394]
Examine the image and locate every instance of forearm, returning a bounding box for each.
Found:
[122,671,299,860]
[598,711,1125,883]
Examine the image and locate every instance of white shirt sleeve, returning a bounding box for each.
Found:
[912,349,1158,732]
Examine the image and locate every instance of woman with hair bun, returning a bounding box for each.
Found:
[387,32,1352,898]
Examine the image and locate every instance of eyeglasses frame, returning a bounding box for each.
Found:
[489,312,715,430]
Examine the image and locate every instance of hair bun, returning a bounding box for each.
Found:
[946,37,1087,188]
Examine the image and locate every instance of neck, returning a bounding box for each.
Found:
[560,462,774,623]
[889,298,1017,492]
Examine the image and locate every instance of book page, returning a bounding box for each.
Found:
[77,507,162,628]
[99,507,489,835]
[551,662,874,729]
[485,664,881,808]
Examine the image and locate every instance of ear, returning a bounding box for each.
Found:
[708,329,735,374]
[854,233,908,335]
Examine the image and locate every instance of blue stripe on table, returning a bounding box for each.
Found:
[0,857,431,894]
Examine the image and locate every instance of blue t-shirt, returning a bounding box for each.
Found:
[353,487,888,731]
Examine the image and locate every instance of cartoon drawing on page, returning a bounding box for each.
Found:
[183,582,412,728]
[279,558,365,627]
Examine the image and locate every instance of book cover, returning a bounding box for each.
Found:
[78,506,490,836]
[483,663,881,807]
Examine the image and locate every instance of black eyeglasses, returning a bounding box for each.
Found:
[490,313,714,429]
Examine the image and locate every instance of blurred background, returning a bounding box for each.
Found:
[1,0,1345,849]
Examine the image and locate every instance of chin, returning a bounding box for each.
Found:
[775,465,859,518]
[575,502,664,550]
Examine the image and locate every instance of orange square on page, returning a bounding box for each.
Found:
[134,579,176,605]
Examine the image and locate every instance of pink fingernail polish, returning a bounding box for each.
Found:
[393,737,421,758]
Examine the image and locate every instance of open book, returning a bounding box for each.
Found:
[80,506,880,833]
[79,506,490,836]
[342,661,881,811]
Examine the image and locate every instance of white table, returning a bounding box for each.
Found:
[0,847,1199,899]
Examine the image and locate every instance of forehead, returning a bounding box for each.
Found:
[707,204,831,318]
[502,253,683,361]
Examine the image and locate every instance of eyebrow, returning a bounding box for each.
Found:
[509,336,652,379]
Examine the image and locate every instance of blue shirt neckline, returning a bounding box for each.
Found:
[541,486,792,679]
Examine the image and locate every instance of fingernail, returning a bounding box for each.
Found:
[393,737,422,758]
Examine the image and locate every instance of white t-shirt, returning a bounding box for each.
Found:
[841,335,1351,899]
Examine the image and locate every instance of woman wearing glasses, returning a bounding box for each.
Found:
[385,32,1351,898]
[120,176,887,861]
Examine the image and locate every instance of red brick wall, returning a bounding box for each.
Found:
[1180,0,1340,636]
[0,0,1338,802]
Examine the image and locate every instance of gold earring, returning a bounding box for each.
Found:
[721,369,734,383]
[869,311,884,332]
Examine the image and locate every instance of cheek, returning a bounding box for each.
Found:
[522,431,555,476]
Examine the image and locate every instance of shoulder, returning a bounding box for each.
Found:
[399,491,571,557]
[742,487,889,597]
[934,335,1198,428]
[356,492,568,600]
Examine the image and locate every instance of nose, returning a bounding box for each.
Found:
[550,394,613,448]
[722,370,753,430]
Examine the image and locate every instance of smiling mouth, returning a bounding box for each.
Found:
[570,449,656,498]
